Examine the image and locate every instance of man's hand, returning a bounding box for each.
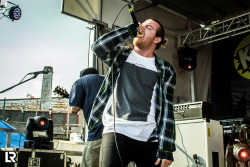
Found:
[69,106,80,115]
[155,158,172,167]
[137,22,144,38]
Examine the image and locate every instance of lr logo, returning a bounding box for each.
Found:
[5,152,17,163]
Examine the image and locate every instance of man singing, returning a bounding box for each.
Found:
[89,19,176,167]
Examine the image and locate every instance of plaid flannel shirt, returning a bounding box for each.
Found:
[88,24,176,161]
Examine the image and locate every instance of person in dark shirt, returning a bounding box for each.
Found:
[69,67,104,167]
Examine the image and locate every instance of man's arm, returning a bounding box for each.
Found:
[157,65,176,161]
[91,24,137,67]
[69,106,81,115]
[69,78,85,115]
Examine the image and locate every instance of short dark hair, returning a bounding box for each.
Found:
[150,19,168,50]
[80,68,98,78]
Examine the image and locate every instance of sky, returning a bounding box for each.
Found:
[0,0,90,99]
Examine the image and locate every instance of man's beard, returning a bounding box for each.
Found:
[133,39,144,49]
[133,37,153,50]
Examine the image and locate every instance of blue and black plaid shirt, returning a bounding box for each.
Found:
[88,24,176,161]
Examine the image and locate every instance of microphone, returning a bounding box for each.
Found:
[128,4,139,29]
[28,69,49,75]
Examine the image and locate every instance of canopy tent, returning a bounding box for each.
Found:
[0,120,26,148]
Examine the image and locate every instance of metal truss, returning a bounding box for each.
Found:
[177,12,250,48]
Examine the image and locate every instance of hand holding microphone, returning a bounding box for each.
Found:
[137,23,144,38]
[127,4,144,38]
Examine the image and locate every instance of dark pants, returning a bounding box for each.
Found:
[99,133,160,167]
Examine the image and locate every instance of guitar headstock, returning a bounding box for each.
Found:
[53,86,69,98]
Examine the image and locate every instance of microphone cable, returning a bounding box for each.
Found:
[111,64,124,167]
[110,3,134,167]
[111,4,130,30]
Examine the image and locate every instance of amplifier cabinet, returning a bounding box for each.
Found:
[0,148,68,167]
[171,119,224,167]
[174,101,213,120]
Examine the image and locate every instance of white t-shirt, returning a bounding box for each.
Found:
[102,50,158,142]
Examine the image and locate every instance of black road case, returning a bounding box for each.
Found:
[0,148,68,167]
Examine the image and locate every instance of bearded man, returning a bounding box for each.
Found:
[88,19,176,167]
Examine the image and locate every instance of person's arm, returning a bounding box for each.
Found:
[69,79,85,115]
[69,106,81,115]
[91,24,137,67]
[156,65,176,164]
